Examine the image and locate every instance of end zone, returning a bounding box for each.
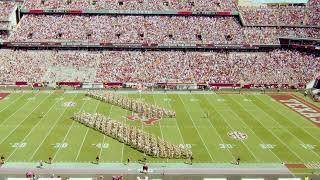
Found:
[0,93,10,100]
[270,94,320,127]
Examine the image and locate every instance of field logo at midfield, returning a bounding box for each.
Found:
[228,131,248,141]
[127,113,160,125]
[63,101,76,107]
[270,94,320,127]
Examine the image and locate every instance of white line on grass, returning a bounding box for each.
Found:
[75,100,100,161]
[151,94,164,141]
[177,94,214,162]
[7,93,59,160]
[261,96,320,144]
[52,96,89,161]
[0,93,51,145]
[207,94,260,162]
[164,94,185,144]
[245,95,307,163]
[191,94,235,163]
[253,96,320,160]
[0,94,24,113]
[0,94,37,128]
[28,94,77,160]
[99,104,113,159]
[227,95,283,163]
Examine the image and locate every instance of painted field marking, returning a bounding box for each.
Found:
[7,93,58,160]
[75,100,100,161]
[0,94,24,113]
[265,95,320,144]
[0,93,51,146]
[206,95,260,162]
[99,105,113,159]
[227,95,283,163]
[0,94,37,127]
[178,94,214,162]
[219,144,235,149]
[257,95,320,159]
[163,94,185,145]
[52,96,89,161]
[28,94,77,160]
[260,144,276,149]
[191,94,235,162]
[243,95,311,162]
[10,142,27,148]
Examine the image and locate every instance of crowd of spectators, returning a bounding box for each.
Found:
[0,49,318,85]
[8,15,319,45]
[0,1,16,19]
[0,31,8,40]
[23,0,238,12]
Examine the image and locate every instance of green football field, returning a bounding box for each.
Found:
[0,91,320,168]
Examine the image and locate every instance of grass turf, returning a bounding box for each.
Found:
[0,91,319,168]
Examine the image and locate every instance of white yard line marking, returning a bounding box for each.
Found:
[7,93,59,160]
[207,94,260,162]
[262,96,320,144]
[75,101,100,161]
[191,94,235,163]
[164,94,185,144]
[254,96,320,160]
[246,95,308,162]
[99,104,113,160]
[0,94,36,127]
[227,95,283,163]
[177,94,214,162]
[52,96,89,161]
[0,94,24,113]
[0,93,51,145]
[28,94,77,160]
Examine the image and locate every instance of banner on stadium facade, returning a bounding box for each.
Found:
[82,82,104,89]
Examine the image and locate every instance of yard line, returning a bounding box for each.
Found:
[245,95,309,162]
[99,105,113,158]
[163,93,185,144]
[7,93,59,160]
[192,94,235,162]
[206,94,260,162]
[177,94,214,162]
[0,93,51,145]
[253,96,320,159]
[227,95,283,163]
[52,95,89,161]
[0,94,36,127]
[28,94,77,160]
[259,96,320,144]
[75,100,100,161]
[150,94,164,140]
[0,94,24,113]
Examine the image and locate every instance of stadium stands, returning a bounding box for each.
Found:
[9,15,319,44]
[0,1,16,19]
[0,49,318,85]
[22,0,239,12]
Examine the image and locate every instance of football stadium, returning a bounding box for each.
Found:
[0,0,319,179]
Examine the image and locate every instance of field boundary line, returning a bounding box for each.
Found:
[28,94,77,160]
[206,95,260,162]
[227,95,283,163]
[0,93,51,145]
[0,94,24,113]
[52,96,89,161]
[248,95,311,163]
[177,94,214,162]
[75,100,100,161]
[192,94,235,163]
[7,93,59,160]
[255,96,320,160]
